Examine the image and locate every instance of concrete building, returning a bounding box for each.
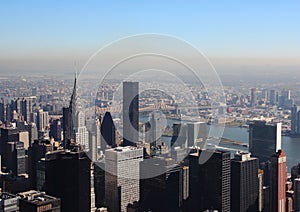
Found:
[105,146,143,212]
[0,192,20,212]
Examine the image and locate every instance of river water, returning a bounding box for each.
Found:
[209,125,300,171]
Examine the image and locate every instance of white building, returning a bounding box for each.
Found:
[105,146,143,212]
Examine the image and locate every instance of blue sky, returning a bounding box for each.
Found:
[0,1,299,73]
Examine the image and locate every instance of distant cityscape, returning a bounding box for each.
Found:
[0,75,299,211]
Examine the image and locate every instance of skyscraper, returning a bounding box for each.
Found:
[269,150,287,212]
[251,88,257,107]
[101,112,116,151]
[148,111,163,147]
[6,141,27,176]
[294,178,300,212]
[231,152,259,212]
[249,121,281,163]
[188,150,231,211]
[49,118,62,141]
[105,146,143,212]
[187,122,207,147]
[140,157,186,211]
[269,89,277,105]
[291,105,299,134]
[44,149,91,212]
[122,81,139,146]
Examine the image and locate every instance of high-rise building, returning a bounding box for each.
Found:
[249,121,281,163]
[105,146,143,212]
[28,139,52,189]
[44,149,91,212]
[94,160,105,208]
[291,105,299,134]
[18,190,61,212]
[148,111,163,147]
[188,150,231,211]
[62,107,73,147]
[269,150,287,212]
[140,157,186,211]
[231,152,259,212]
[101,112,116,151]
[269,89,277,105]
[37,109,49,132]
[6,141,27,176]
[251,88,257,107]
[122,81,139,146]
[291,163,300,181]
[90,116,101,162]
[171,123,187,148]
[0,102,5,123]
[294,178,300,212]
[187,122,207,147]
[49,119,62,141]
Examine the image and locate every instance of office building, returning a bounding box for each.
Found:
[105,146,143,212]
[270,150,287,212]
[187,122,206,147]
[148,111,164,147]
[0,192,20,212]
[249,121,281,163]
[6,141,27,176]
[294,178,300,212]
[251,88,257,107]
[37,109,49,132]
[188,150,231,211]
[101,112,116,150]
[171,123,187,148]
[94,160,105,208]
[140,157,186,211]
[18,190,61,212]
[89,116,101,162]
[122,81,139,146]
[269,89,277,105]
[44,149,91,212]
[28,139,52,189]
[49,119,62,141]
[231,152,259,212]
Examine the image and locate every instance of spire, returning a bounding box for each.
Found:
[70,74,78,111]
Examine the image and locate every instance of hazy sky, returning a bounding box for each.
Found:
[0,1,300,75]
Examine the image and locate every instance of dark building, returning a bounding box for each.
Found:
[44,149,91,212]
[188,150,231,211]
[291,162,300,182]
[100,112,116,150]
[251,88,257,107]
[249,121,281,163]
[62,107,73,147]
[6,141,27,176]
[0,128,20,167]
[0,102,5,123]
[94,160,105,208]
[231,152,259,212]
[28,140,52,189]
[269,150,287,212]
[122,81,139,146]
[18,190,61,212]
[49,119,62,141]
[140,157,186,212]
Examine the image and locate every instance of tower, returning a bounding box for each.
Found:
[251,88,257,107]
[249,121,281,163]
[101,112,116,151]
[122,81,139,146]
[188,150,231,211]
[231,152,259,212]
[105,146,143,212]
[269,150,287,212]
[44,150,91,212]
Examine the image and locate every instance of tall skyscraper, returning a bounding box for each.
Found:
[187,122,207,147]
[6,141,27,176]
[101,112,116,151]
[171,123,187,148]
[90,116,101,162]
[291,105,299,134]
[122,81,139,146]
[294,178,300,212]
[63,76,89,150]
[49,119,62,141]
[140,157,186,211]
[269,150,287,212]
[231,152,259,212]
[249,121,281,163]
[105,146,143,212]
[269,89,277,105]
[148,111,164,148]
[44,149,91,212]
[188,150,231,211]
[251,88,257,107]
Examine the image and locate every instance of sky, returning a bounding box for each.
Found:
[0,1,300,75]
